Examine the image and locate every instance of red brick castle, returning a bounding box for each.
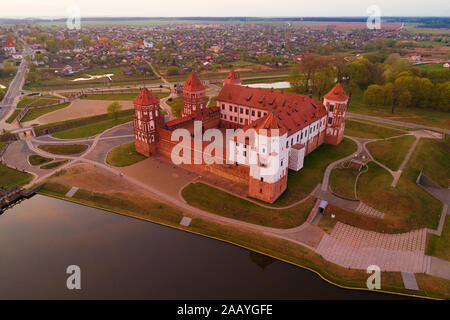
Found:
[133,70,349,203]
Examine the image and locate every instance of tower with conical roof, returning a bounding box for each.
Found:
[223,69,241,86]
[182,71,206,117]
[323,83,349,145]
[247,110,289,203]
[133,87,165,157]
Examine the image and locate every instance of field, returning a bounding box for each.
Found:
[166,96,184,117]
[0,164,33,189]
[182,182,316,229]
[28,155,53,166]
[106,142,147,167]
[344,119,406,139]
[366,135,416,171]
[38,144,88,155]
[80,92,169,101]
[348,93,450,130]
[17,94,60,108]
[21,102,70,122]
[5,109,21,123]
[329,167,359,199]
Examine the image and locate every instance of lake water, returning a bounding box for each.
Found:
[247,81,291,89]
[0,195,407,299]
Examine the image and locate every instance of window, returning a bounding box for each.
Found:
[257,111,261,117]
[234,107,237,113]
[252,110,255,116]
[236,142,239,147]
[222,104,225,110]
[281,160,283,167]
[240,118,243,123]
[260,177,264,182]
[234,117,237,122]
[229,106,232,111]
[286,141,288,147]
[240,108,243,114]
[328,117,333,124]
[243,151,247,157]
[329,104,334,112]
[245,109,249,115]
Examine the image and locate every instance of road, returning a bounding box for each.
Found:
[0,42,31,127]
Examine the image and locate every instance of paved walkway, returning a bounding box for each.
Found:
[316,222,431,273]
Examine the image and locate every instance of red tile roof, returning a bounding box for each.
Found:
[134,87,160,106]
[218,84,327,136]
[323,83,348,102]
[183,71,205,92]
[249,110,287,136]
[223,69,241,84]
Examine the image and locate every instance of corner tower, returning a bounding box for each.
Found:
[182,71,206,117]
[323,83,349,145]
[133,87,165,157]
[223,69,241,86]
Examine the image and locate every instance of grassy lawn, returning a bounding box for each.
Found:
[40,160,69,169]
[0,164,33,189]
[21,102,70,122]
[366,135,416,171]
[28,155,53,166]
[51,116,132,139]
[106,142,147,167]
[80,92,169,101]
[5,109,21,123]
[417,63,445,71]
[329,167,359,199]
[347,117,411,131]
[275,138,357,206]
[344,119,406,139]
[348,93,450,130]
[427,218,450,261]
[182,182,316,229]
[407,138,450,189]
[17,95,60,108]
[357,161,442,232]
[166,96,184,117]
[38,144,88,155]
[207,96,217,108]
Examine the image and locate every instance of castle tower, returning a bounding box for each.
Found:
[133,87,165,157]
[182,71,206,117]
[248,111,289,203]
[323,83,349,145]
[223,69,241,86]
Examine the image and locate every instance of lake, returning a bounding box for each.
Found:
[0,195,407,299]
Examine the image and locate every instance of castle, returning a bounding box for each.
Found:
[133,70,349,203]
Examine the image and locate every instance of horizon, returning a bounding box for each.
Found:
[0,0,449,19]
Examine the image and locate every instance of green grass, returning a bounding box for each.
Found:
[5,109,21,123]
[347,117,411,131]
[21,102,70,122]
[40,160,69,169]
[427,218,450,261]
[242,76,289,85]
[0,163,33,189]
[417,63,445,71]
[28,155,53,166]
[408,138,450,189]
[166,96,184,117]
[106,142,147,167]
[207,96,217,108]
[17,95,60,108]
[329,167,359,199]
[357,161,442,232]
[344,119,406,139]
[348,93,450,130]
[182,182,316,229]
[0,142,7,152]
[80,92,169,101]
[51,116,132,139]
[275,138,358,206]
[38,144,88,155]
[366,135,416,171]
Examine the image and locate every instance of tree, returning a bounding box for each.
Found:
[392,83,411,114]
[107,101,122,120]
[363,84,385,106]
[166,66,180,76]
[288,68,302,93]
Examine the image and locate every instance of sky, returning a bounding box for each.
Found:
[1,0,449,18]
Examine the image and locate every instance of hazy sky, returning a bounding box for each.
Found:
[1,0,449,18]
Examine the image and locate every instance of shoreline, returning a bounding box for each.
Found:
[35,190,441,300]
